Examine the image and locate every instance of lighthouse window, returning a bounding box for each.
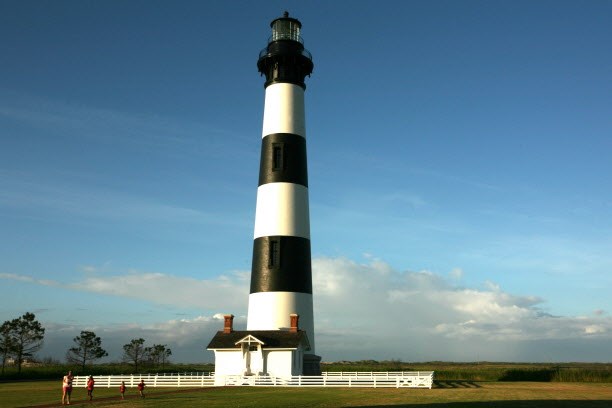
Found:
[269,239,280,268]
[272,143,284,171]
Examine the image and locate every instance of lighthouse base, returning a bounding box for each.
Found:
[303,354,322,375]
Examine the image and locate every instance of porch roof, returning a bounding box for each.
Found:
[207,330,310,351]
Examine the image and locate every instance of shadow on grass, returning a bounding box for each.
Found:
[345,402,611,408]
[499,369,557,381]
[434,380,481,388]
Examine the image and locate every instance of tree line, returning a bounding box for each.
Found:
[1,312,172,375]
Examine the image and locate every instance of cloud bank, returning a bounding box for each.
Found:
[3,256,611,362]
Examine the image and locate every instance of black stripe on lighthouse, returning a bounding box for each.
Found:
[250,236,312,293]
[259,133,308,186]
[251,127,312,295]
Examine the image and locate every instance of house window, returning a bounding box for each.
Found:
[272,143,284,171]
[269,239,280,268]
[249,345,258,352]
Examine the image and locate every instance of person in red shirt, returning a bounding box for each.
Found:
[137,379,145,398]
[119,381,126,400]
[86,376,95,401]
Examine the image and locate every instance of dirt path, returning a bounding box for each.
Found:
[19,387,220,408]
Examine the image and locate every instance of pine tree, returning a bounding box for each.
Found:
[66,330,108,370]
[122,338,148,372]
[10,313,45,373]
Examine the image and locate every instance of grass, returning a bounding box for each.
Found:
[2,362,611,407]
[1,381,612,407]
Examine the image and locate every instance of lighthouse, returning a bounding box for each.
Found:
[207,12,320,377]
[247,11,320,374]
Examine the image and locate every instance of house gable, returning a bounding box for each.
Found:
[235,335,265,347]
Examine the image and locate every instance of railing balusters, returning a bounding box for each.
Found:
[71,371,433,388]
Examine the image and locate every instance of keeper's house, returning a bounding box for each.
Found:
[207,314,311,381]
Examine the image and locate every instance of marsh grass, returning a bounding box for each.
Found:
[324,361,612,383]
[555,367,612,383]
[0,362,214,380]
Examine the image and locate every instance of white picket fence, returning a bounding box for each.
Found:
[222,372,434,388]
[326,371,434,388]
[73,373,215,388]
[74,371,434,389]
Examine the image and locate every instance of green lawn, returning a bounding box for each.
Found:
[1,381,611,407]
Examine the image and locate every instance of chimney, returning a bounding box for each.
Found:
[289,314,299,333]
[223,314,234,334]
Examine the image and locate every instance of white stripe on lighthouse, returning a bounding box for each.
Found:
[254,183,310,239]
[262,83,306,138]
[247,291,315,352]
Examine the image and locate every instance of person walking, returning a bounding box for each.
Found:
[86,376,95,401]
[119,381,126,400]
[61,370,74,405]
[137,379,146,398]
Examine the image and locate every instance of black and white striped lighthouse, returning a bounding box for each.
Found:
[247,12,320,374]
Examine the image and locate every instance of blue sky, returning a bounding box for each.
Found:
[1,0,611,363]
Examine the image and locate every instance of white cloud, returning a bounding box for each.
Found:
[584,325,605,335]
[310,257,612,360]
[449,267,463,280]
[69,270,250,310]
[0,269,249,311]
[4,256,612,362]
[0,272,59,287]
[41,315,238,363]
[0,93,244,155]
[0,171,228,225]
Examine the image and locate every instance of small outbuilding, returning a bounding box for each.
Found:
[207,314,311,382]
